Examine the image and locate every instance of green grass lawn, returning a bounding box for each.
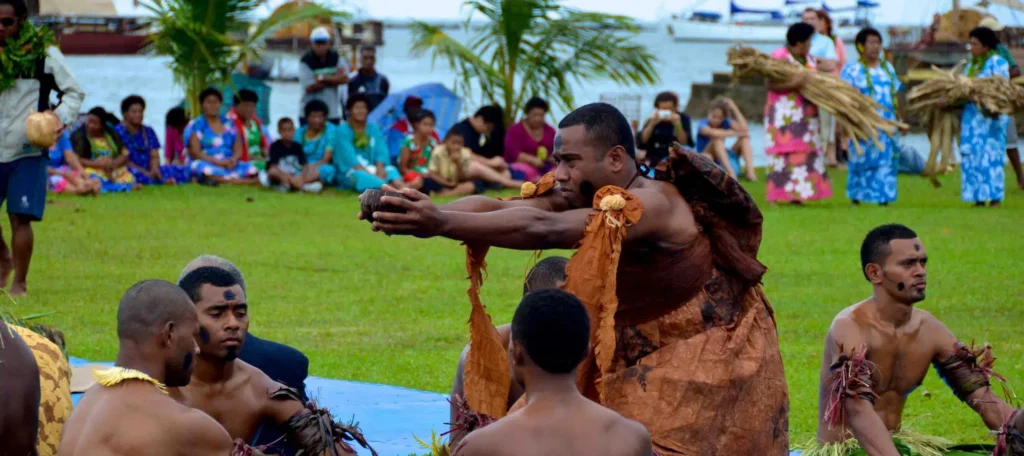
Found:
[6,168,1023,446]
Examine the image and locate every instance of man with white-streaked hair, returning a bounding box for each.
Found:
[177,254,310,456]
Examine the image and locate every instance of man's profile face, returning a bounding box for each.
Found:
[553,125,605,209]
[876,238,928,304]
[0,5,21,42]
[193,284,249,361]
[165,312,200,388]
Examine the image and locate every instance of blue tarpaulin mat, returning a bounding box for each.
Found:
[69,357,448,456]
[367,83,463,161]
[69,357,804,455]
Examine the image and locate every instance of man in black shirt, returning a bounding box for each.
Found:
[347,46,390,114]
[636,91,693,168]
[450,105,507,173]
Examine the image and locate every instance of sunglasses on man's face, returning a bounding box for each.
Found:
[0,17,17,27]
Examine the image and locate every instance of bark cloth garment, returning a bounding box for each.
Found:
[10,324,72,456]
[461,145,789,455]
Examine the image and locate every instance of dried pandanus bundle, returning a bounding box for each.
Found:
[727,46,906,156]
[908,65,1023,186]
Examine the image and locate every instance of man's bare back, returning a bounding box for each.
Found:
[170,359,301,444]
[818,300,957,438]
[60,382,233,456]
[458,397,651,456]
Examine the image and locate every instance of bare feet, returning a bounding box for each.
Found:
[9,282,26,297]
[0,250,11,290]
[991,201,1002,208]
[745,171,758,182]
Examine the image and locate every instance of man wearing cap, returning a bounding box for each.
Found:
[979,17,1024,189]
[390,96,441,142]
[299,26,348,126]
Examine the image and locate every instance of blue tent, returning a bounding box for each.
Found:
[368,83,463,161]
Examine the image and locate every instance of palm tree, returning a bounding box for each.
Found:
[140,0,349,117]
[410,0,659,126]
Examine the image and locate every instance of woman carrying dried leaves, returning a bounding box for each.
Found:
[764,22,833,204]
[961,27,1009,207]
[840,27,907,206]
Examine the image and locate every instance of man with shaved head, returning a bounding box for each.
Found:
[58,280,247,456]
[179,255,309,455]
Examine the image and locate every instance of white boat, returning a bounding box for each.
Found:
[668,0,877,43]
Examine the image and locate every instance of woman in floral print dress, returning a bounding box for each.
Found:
[840,27,907,206]
[764,22,832,203]
[960,27,1009,208]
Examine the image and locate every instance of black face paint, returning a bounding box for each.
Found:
[224,290,236,301]
[198,326,211,344]
[182,351,193,372]
[897,282,906,291]
[553,134,562,151]
[914,244,921,251]
[224,348,239,361]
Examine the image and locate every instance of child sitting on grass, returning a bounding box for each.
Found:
[262,118,320,193]
[48,131,101,196]
[420,130,478,197]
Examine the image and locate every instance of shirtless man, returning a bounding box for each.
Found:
[456,289,652,456]
[449,256,568,443]
[58,280,240,456]
[816,224,1020,455]
[366,103,788,454]
[173,266,372,456]
[0,319,40,455]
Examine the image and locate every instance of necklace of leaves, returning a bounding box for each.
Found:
[0,21,54,92]
[860,58,900,114]
[967,50,995,78]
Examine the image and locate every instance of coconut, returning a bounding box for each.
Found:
[360,189,409,223]
[25,111,61,148]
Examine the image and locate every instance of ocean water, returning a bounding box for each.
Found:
[64,28,927,167]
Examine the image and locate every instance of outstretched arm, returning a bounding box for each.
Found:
[929,317,1016,430]
[817,317,900,456]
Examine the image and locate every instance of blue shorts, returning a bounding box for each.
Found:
[0,155,47,221]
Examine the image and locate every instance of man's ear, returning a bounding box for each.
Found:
[606,145,629,172]
[865,263,883,284]
[162,321,176,349]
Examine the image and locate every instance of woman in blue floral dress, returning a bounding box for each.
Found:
[185,88,259,185]
[840,27,907,206]
[961,27,1009,207]
[115,95,192,185]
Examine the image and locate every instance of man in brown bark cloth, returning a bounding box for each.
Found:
[362,102,789,455]
[171,267,376,456]
[59,280,261,455]
[812,224,1024,456]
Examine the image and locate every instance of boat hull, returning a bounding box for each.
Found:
[669,20,858,43]
[56,31,148,55]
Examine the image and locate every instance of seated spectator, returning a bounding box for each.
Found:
[455,289,653,456]
[450,105,507,173]
[48,131,99,195]
[398,109,438,187]
[336,93,405,191]
[294,100,341,190]
[262,117,321,193]
[185,87,259,185]
[695,98,757,181]
[71,107,138,192]
[504,97,555,182]
[164,107,189,165]
[389,95,440,141]
[227,89,271,170]
[116,95,191,185]
[433,129,523,193]
[347,45,390,113]
[637,91,693,168]
[419,129,477,197]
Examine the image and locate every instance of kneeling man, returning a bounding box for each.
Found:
[816,224,1021,455]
